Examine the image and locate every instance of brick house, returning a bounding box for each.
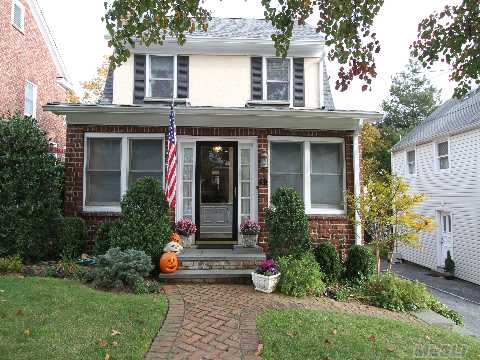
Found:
[45,18,381,277]
[0,0,72,156]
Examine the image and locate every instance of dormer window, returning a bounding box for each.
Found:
[266,58,290,101]
[147,55,175,99]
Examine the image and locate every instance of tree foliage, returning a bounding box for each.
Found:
[104,0,478,95]
[348,174,435,274]
[411,0,480,98]
[80,55,110,104]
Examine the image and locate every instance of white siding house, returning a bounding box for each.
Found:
[392,89,480,285]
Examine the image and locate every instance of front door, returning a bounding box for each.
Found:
[195,142,238,245]
[438,212,453,267]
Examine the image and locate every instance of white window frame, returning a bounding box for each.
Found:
[145,54,177,99]
[11,0,25,32]
[268,136,347,215]
[434,140,450,171]
[24,80,37,118]
[83,133,165,213]
[405,149,416,176]
[262,57,294,107]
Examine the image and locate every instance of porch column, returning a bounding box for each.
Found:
[353,119,364,245]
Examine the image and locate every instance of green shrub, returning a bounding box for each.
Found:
[277,252,326,297]
[364,273,431,312]
[314,242,343,283]
[428,298,463,325]
[0,114,63,261]
[0,255,22,273]
[57,217,87,258]
[133,279,162,295]
[344,245,375,282]
[93,247,153,289]
[93,220,116,256]
[54,257,79,278]
[74,267,95,283]
[110,177,171,262]
[444,251,455,274]
[265,187,311,258]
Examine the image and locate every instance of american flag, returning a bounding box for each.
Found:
[166,109,177,208]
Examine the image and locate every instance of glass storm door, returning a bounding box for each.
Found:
[195,142,238,244]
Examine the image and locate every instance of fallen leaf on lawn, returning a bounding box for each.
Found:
[112,341,118,347]
[0,289,4,293]
[1,300,7,302]
[426,335,431,340]
[324,339,331,345]
[287,331,296,337]
[16,309,24,316]
[111,329,121,336]
[331,329,337,336]
[255,343,263,356]
[24,329,31,336]
[387,347,395,352]
[323,357,331,360]
[104,354,110,360]
[368,335,376,343]
[99,340,108,348]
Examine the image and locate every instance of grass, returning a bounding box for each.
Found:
[0,276,167,360]
[257,309,480,360]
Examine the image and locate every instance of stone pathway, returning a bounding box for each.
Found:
[145,284,419,360]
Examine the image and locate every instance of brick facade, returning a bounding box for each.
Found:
[65,124,357,252]
[0,0,67,149]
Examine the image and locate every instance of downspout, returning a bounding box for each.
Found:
[353,119,364,245]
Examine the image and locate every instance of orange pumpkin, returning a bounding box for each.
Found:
[159,252,179,273]
[170,232,181,244]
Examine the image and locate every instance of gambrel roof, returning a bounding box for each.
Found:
[393,88,480,152]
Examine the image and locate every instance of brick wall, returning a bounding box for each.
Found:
[65,125,357,252]
[0,0,67,148]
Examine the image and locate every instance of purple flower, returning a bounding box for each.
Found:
[174,218,197,236]
[240,219,260,235]
[256,259,279,276]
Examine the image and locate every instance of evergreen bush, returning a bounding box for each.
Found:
[0,114,63,261]
[110,177,171,262]
[314,241,343,283]
[93,220,116,256]
[344,245,375,282]
[57,217,87,258]
[265,187,311,258]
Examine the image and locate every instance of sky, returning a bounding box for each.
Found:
[37,0,459,111]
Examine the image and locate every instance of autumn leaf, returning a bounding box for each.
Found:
[255,343,263,356]
[24,329,31,337]
[331,329,337,336]
[112,341,118,347]
[16,309,24,316]
[368,335,376,343]
[104,354,110,360]
[387,347,395,352]
[324,339,332,345]
[111,329,121,336]
[287,331,296,337]
[99,340,108,348]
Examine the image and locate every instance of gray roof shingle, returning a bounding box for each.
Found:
[187,17,323,41]
[392,88,480,151]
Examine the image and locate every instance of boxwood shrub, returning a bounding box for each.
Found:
[57,217,87,258]
[344,245,375,282]
[314,241,343,283]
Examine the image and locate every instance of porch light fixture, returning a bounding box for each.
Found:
[260,151,268,168]
[212,145,223,153]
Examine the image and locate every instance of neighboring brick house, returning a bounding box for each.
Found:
[45,18,380,260]
[0,0,72,156]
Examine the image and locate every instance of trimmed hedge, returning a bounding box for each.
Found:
[344,245,375,282]
[57,217,87,258]
[314,242,343,283]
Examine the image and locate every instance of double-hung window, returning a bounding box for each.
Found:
[148,55,175,98]
[436,141,449,170]
[406,150,416,175]
[11,0,25,32]
[266,58,290,101]
[24,81,37,118]
[85,134,164,210]
[270,138,345,213]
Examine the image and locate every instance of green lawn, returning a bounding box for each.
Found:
[0,276,167,360]
[257,309,480,360]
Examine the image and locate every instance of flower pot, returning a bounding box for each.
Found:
[180,234,193,248]
[241,234,258,248]
[251,272,281,293]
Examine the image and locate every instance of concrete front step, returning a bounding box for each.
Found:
[158,269,254,284]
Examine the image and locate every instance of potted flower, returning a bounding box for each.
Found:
[240,219,260,248]
[251,259,281,293]
[174,218,197,248]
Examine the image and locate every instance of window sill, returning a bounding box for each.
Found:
[144,97,189,105]
[246,100,290,108]
[83,205,121,213]
[12,23,24,34]
[306,208,347,216]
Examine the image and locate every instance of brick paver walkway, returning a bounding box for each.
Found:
[145,284,418,360]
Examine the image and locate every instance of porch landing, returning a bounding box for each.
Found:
[159,246,265,283]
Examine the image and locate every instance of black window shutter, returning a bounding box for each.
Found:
[293,58,305,107]
[177,56,189,99]
[251,57,263,100]
[133,54,146,104]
